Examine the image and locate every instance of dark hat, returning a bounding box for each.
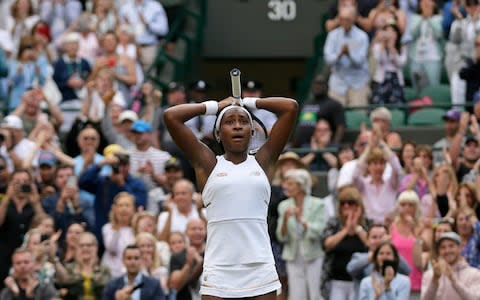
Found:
[442,109,461,122]
[436,232,461,249]
[167,81,185,93]
[189,80,209,92]
[465,135,478,145]
[243,80,263,91]
[165,157,182,170]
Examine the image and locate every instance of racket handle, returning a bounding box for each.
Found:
[230,68,241,99]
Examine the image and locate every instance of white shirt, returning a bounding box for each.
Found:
[129,146,171,189]
[101,224,135,277]
[13,138,36,161]
[157,204,201,234]
[337,159,392,190]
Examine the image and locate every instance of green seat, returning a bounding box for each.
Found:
[390,109,406,128]
[418,84,451,106]
[346,110,370,129]
[404,86,417,102]
[407,108,446,126]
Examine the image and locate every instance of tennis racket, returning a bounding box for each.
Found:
[229,68,268,154]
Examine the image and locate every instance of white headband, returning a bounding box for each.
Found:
[214,105,254,140]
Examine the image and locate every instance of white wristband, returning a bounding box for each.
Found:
[241,97,258,109]
[203,100,218,115]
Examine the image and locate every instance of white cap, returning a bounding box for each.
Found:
[1,115,23,129]
[63,32,81,44]
[119,110,138,123]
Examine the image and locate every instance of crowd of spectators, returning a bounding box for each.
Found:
[0,0,479,300]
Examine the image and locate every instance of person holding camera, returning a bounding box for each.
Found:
[78,144,147,250]
[0,169,45,288]
[358,241,411,300]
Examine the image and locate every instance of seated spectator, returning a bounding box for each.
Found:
[454,207,480,267]
[39,0,82,42]
[78,144,147,248]
[11,88,64,135]
[295,74,346,145]
[300,119,337,171]
[136,232,169,295]
[0,248,57,299]
[157,179,204,241]
[320,186,370,299]
[168,231,186,255]
[452,182,479,218]
[6,0,40,56]
[276,169,326,300]
[390,190,427,297]
[363,0,407,35]
[22,228,59,285]
[103,244,165,300]
[169,218,205,300]
[55,232,111,300]
[420,218,454,270]
[324,5,371,107]
[90,31,137,104]
[433,109,463,166]
[352,130,402,224]
[358,242,411,300]
[133,211,170,268]
[129,120,171,212]
[421,232,480,300]
[327,144,355,195]
[102,192,136,277]
[118,0,169,70]
[400,145,434,199]
[0,115,36,169]
[7,36,48,111]
[347,224,411,295]
[408,0,444,90]
[370,23,407,106]
[369,107,402,149]
[0,169,45,286]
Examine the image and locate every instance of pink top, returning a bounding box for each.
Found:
[390,223,422,291]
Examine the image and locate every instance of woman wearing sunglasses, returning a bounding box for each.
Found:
[320,186,371,300]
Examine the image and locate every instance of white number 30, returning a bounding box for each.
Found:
[267,0,296,21]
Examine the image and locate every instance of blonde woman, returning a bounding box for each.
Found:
[133,211,171,268]
[136,232,169,294]
[276,168,326,300]
[422,164,458,219]
[101,192,135,277]
[389,190,428,299]
[56,232,111,300]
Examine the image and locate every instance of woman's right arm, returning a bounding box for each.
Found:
[323,225,349,251]
[163,101,226,189]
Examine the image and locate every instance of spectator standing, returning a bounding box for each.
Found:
[369,107,403,150]
[433,109,462,166]
[276,169,326,300]
[459,33,480,109]
[421,232,480,300]
[6,0,39,56]
[39,0,82,41]
[324,5,371,107]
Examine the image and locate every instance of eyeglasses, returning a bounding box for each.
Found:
[340,200,358,207]
[82,136,98,141]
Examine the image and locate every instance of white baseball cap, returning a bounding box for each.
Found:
[1,115,23,129]
[119,110,138,123]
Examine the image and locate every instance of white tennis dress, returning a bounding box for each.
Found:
[200,155,281,298]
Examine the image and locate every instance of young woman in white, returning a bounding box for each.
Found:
[164,95,298,299]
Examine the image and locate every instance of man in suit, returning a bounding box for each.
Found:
[103,244,165,300]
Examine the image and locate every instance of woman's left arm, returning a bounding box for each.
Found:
[254,97,298,178]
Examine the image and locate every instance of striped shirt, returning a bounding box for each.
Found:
[129,147,171,189]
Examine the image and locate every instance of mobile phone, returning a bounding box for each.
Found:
[20,184,31,193]
[382,259,398,276]
[130,282,144,293]
[66,175,77,187]
[384,0,392,6]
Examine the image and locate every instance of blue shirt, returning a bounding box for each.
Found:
[324,25,370,94]
[461,221,480,268]
[123,273,143,300]
[119,0,169,45]
[359,272,411,300]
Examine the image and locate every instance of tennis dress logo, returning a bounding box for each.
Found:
[216,172,228,177]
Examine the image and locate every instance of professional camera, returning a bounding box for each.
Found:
[111,153,130,173]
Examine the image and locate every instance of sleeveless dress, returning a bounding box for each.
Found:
[200,155,281,298]
[390,223,422,292]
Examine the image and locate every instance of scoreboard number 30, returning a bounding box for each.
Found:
[267,0,296,21]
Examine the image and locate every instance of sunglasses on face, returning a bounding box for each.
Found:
[82,136,97,141]
[340,200,358,207]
